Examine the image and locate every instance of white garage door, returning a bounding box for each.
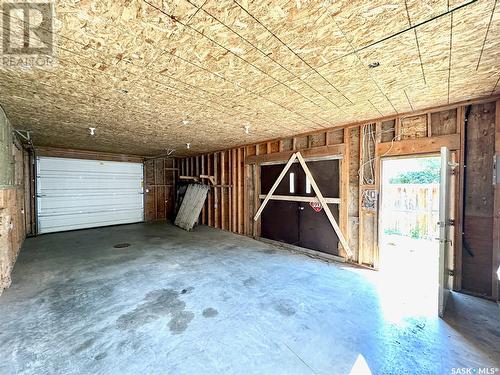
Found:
[37,157,144,234]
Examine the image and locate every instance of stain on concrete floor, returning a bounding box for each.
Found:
[202,307,218,318]
[0,222,499,375]
[117,288,194,334]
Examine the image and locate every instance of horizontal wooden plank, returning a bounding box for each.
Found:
[258,194,340,204]
[35,147,144,163]
[245,144,344,164]
[376,134,460,156]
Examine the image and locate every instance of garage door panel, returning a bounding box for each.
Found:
[38,210,144,234]
[37,157,144,234]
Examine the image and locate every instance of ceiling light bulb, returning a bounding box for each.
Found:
[186,143,191,149]
[89,127,96,136]
[182,119,190,125]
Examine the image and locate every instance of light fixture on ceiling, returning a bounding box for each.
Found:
[368,62,380,69]
[186,143,191,149]
[89,127,96,136]
[182,119,190,125]
[244,124,250,134]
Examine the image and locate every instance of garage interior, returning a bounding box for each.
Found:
[0,0,500,374]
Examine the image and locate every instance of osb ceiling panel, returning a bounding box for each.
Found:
[0,0,499,156]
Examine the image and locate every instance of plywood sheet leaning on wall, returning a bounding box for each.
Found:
[174,184,209,231]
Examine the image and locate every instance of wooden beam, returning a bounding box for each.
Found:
[232,149,237,232]
[258,194,340,204]
[179,176,199,181]
[253,164,261,237]
[246,144,344,165]
[494,99,500,301]
[453,106,466,291]
[340,129,350,259]
[373,122,382,269]
[254,153,298,221]
[228,150,232,231]
[377,134,460,156]
[214,153,219,228]
[201,155,206,225]
[207,154,213,227]
[221,151,226,230]
[237,148,243,234]
[427,112,433,137]
[358,126,364,265]
[35,146,144,163]
[295,152,353,259]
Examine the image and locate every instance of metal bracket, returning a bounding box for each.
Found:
[438,219,455,227]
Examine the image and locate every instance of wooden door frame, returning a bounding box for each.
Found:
[376,149,462,291]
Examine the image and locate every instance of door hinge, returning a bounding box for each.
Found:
[448,269,455,277]
[438,219,455,227]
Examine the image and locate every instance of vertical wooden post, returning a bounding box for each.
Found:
[454,105,466,291]
[228,150,232,232]
[493,100,500,301]
[358,125,364,265]
[221,151,226,230]
[373,122,382,269]
[153,159,158,221]
[427,112,433,137]
[232,148,237,232]
[395,117,401,140]
[207,154,213,227]
[214,153,219,229]
[238,148,243,234]
[253,164,261,238]
[340,128,350,259]
[201,155,206,225]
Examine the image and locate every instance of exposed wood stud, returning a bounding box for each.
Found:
[340,129,350,259]
[494,99,500,301]
[227,150,233,231]
[221,151,226,230]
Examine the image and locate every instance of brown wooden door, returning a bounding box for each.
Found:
[260,159,340,255]
[261,163,300,245]
[297,159,340,255]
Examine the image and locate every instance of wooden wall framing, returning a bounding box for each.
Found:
[176,148,246,234]
[144,158,177,222]
[177,96,500,301]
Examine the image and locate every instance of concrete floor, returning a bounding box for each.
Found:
[0,223,499,375]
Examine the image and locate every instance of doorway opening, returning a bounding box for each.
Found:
[379,155,441,318]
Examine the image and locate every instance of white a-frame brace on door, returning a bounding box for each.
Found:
[253,152,353,259]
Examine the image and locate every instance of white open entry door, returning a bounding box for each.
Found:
[37,157,144,234]
[438,147,456,317]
